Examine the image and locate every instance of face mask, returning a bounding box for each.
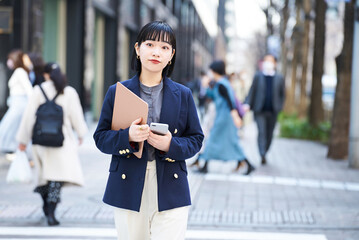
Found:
[262,61,275,73]
[7,59,14,70]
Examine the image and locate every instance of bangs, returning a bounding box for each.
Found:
[137,21,176,48]
[145,30,170,44]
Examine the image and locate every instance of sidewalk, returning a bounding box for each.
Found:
[0,121,358,240]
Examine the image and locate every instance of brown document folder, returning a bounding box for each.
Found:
[111,82,148,158]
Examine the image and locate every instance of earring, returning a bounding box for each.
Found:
[137,55,140,59]
[168,60,172,65]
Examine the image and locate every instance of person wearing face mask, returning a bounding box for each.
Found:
[243,54,285,165]
[0,50,33,158]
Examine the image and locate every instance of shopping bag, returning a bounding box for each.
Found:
[6,150,32,183]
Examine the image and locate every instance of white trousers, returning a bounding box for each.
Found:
[114,160,189,240]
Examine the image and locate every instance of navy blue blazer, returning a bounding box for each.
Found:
[93,75,204,212]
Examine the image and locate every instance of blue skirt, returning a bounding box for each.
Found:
[200,114,246,161]
[0,95,28,153]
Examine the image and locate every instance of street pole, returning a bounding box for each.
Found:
[349,0,359,168]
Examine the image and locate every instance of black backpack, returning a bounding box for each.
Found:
[32,85,64,147]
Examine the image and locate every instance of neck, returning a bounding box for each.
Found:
[139,69,163,87]
[214,74,222,81]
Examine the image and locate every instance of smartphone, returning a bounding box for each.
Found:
[150,123,169,135]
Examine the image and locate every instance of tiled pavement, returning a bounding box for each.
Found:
[0,122,358,240]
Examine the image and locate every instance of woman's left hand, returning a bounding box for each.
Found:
[18,143,27,151]
[147,131,172,152]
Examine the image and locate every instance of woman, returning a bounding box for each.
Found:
[16,62,88,226]
[0,50,33,156]
[193,60,255,175]
[93,21,203,240]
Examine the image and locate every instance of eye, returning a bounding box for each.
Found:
[162,46,169,50]
[146,43,153,47]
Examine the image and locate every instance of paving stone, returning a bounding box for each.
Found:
[0,122,359,240]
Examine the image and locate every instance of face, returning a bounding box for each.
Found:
[135,40,175,74]
[7,59,14,70]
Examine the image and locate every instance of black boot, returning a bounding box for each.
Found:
[198,161,208,174]
[47,202,60,226]
[261,156,267,165]
[40,194,48,217]
[244,159,255,175]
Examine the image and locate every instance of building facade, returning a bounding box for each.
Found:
[0,0,217,119]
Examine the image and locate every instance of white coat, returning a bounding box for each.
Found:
[16,80,88,187]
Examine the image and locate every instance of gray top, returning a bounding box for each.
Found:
[139,80,164,161]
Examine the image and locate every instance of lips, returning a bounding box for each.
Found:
[149,59,161,64]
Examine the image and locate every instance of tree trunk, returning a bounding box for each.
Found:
[280,0,289,81]
[309,0,326,126]
[298,0,311,119]
[284,1,302,114]
[327,0,355,159]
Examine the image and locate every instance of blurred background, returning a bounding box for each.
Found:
[0,0,358,239]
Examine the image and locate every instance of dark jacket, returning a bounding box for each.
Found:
[93,75,204,212]
[245,71,285,113]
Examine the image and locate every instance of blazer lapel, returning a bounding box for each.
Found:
[159,77,180,130]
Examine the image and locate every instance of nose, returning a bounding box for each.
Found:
[152,47,160,57]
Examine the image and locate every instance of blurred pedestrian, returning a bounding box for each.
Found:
[228,72,246,119]
[93,21,203,240]
[243,54,285,165]
[197,70,210,121]
[192,60,255,175]
[27,52,45,86]
[0,50,33,158]
[229,71,247,102]
[16,62,88,226]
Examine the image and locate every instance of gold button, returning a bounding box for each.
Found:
[119,150,123,154]
[127,155,131,158]
[165,158,170,161]
[174,173,178,179]
[174,129,178,134]
[122,174,126,180]
[126,149,130,153]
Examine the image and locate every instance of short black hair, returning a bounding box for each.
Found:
[209,60,226,76]
[264,54,278,62]
[131,21,176,77]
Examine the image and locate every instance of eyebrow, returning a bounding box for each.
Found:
[145,39,171,45]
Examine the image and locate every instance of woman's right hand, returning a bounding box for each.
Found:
[128,118,150,142]
[230,109,242,128]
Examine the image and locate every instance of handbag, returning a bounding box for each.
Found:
[6,150,32,184]
[235,97,246,119]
